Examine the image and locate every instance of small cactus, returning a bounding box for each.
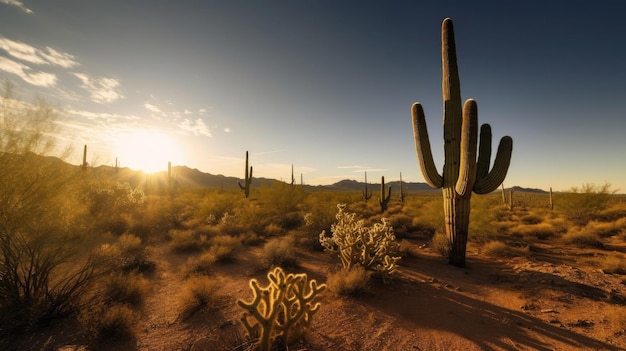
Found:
[238,151,253,198]
[237,267,326,351]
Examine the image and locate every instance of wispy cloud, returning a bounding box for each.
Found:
[337,165,367,170]
[72,73,123,104]
[179,118,211,137]
[0,37,77,68]
[144,103,161,113]
[0,56,57,87]
[0,0,33,14]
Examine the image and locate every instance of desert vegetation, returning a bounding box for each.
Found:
[3,18,626,351]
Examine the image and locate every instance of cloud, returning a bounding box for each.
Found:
[179,118,211,137]
[72,73,123,103]
[0,56,57,87]
[0,37,77,68]
[144,103,161,113]
[337,165,368,169]
[224,127,230,133]
[0,0,33,14]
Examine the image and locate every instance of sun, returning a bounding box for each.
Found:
[113,130,181,173]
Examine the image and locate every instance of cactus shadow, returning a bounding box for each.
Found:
[360,275,619,351]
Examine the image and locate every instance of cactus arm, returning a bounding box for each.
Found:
[411,103,443,188]
[476,124,492,180]
[473,136,513,194]
[455,99,478,197]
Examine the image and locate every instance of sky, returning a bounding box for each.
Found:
[1,1,625,192]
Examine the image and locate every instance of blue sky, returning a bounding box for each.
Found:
[1,1,625,191]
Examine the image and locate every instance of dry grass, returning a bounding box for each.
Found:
[482,241,529,258]
[118,233,142,253]
[102,271,151,306]
[598,255,626,275]
[80,303,138,343]
[327,266,370,296]
[179,276,220,318]
[603,305,626,330]
[431,232,450,257]
[510,222,559,240]
[261,235,298,269]
[561,227,604,248]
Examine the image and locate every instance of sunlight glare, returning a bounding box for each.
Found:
[113,130,181,173]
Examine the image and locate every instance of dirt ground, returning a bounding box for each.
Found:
[12,236,626,351]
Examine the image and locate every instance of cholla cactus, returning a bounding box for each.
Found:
[319,204,400,279]
[237,267,326,351]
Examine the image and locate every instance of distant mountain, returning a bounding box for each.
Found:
[508,186,549,194]
[16,153,546,194]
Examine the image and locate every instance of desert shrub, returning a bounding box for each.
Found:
[263,223,284,236]
[0,235,101,334]
[398,239,420,258]
[118,233,142,253]
[237,267,326,350]
[80,303,137,343]
[388,212,415,238]
[179,276,220,318]
[431,232,450,257]
[561,227,604,248]
[520,214,543,225]
[557,183,615,225]
[102,271,150,306]
[583,220,626,238]
[598,255,626,275]
[210,235,242,260]
[509,222,559,240]
[327,266,370,296]
[261,236,298,269]
[319,204,400,281]
[482,241,529,258]
[183,251,219,276]
[168,229,210,252]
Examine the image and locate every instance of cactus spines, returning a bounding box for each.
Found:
[378,176,392,212]
[411,18,513,267]
[237,267,326,351]
[238,151,253,198]
[362,171,372,201]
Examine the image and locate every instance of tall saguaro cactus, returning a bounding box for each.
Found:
[81,144,87,171]
[362,171,372,201]
[378,176,392,212]
[238,151,253,198]
[411,18,513,267]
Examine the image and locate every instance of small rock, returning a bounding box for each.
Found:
[541,309,556,313]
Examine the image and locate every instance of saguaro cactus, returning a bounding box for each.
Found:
[362,171,372,201]
[399,172,406,203]
[238,151,253,198]
[81,144,87,171]
[411,18,513,267]
[378,176,392,212]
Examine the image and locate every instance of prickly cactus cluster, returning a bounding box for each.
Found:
[237,267,326,351]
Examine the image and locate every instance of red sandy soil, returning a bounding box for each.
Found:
[12,236,626,351]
